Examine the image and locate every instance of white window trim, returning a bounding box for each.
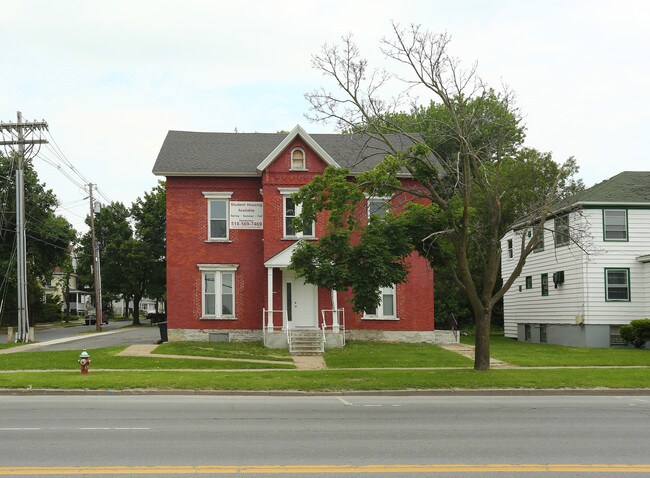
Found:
[203,192,233,242]
[362,285,398,321]
[198,264,238,320]
[290,147,307,171]
[279,188,315,239]
[367,196,391,219]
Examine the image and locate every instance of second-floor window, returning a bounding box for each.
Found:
[203,192,233,241]
[554,215,570,247]
[603,209,627,241]
[507,239,513,259]
[284,196,314,238]
[209,199,228,239]
[368,197,390,219]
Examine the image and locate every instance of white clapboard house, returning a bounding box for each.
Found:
[500,171,650,347]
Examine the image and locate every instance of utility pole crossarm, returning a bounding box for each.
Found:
[0,139,48,146]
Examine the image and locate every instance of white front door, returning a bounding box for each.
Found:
[283,271,318,328]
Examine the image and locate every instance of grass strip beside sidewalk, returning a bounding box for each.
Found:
[1,367,649,391]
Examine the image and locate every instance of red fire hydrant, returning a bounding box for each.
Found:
[78,349,91,375]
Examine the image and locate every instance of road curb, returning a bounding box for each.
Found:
[0,388,648,396]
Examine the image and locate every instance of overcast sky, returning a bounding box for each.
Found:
[2,0,649,234]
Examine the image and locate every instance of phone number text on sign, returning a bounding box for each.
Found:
[230,201,263,230]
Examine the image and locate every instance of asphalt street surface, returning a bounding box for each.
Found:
[23,320,161,351]
[0,395,648,477]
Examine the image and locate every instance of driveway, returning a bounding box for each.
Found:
[2,321,161,353]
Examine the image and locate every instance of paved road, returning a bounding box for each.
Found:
[5,321,161,352]
[0,395,648,476]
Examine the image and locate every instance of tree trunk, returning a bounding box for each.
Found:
[473,307,492,371]
[132,296,141,325]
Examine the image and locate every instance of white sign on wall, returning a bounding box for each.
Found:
[230,201,263,229]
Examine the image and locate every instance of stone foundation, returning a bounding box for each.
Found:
[168,328,262,343]
[346,329,458,344]
[168,328,459,346]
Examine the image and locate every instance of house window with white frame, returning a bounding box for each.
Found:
[603,209,627,241]
[363,286,397,320]
[290,148,306,170]
[284,196,314,238]
[605,268,630,301]
[507,239,513,259]
[368,197,390,219]
[203,192,233,241]
[199,265,237,319]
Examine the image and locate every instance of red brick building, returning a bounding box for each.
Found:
[153,125,439,349]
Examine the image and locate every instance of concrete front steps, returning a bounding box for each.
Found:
[288,328,324,355]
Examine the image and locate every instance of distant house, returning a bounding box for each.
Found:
[501,171,650,348]
[152,125,451,350]
[43,248,90,316]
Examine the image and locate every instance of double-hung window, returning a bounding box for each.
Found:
[203,192,233,241]
[605,268,630,301]
[280,189,314,238]
[554,214,570,247]
[199,264,238,319]
[368,197,390,219]
[364,286,397,320]
[603,209,628,241]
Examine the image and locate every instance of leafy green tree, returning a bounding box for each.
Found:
[131,181,166,312]
[0,153,76,325]
[301,24,582,370]
[78,182,166,325]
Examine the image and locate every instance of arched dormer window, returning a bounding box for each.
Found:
[290,148,306,170]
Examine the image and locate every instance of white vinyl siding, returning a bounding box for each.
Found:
[501,208,650,338]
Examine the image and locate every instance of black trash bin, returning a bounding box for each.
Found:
[157,321,168,343]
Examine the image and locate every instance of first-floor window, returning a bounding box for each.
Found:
[541,273,549,296]
[200,266,237,318]
[525,276,533,289]
[364,286,396,319]
[605,268,630,301]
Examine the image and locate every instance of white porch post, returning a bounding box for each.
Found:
[331,289,340,332]
[267,267,274,330]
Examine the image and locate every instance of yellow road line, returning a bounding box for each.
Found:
[0,464,649,474]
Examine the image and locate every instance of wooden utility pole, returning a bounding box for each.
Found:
[0,112,48,342]
[88,184,103,330]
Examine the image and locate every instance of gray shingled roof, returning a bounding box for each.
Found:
[570,171,650,204]
[152,130,423,176]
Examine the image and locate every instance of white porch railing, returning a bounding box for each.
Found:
[262,309,287,346]
[320,308,345,346]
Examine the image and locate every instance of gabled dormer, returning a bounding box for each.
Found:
[256,124,339,175]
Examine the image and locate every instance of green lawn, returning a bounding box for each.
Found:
[154,341,292,362]
[324,341,472,368]
[0,346,295,371]
[1,338,649,391]
[1,368,649,391]
[462,334,650,367]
